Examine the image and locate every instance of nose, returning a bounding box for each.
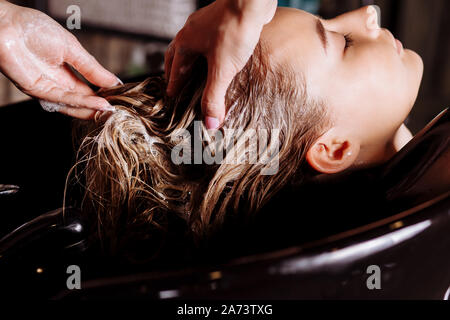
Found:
[366,5,381,31]
[325,6,381,39]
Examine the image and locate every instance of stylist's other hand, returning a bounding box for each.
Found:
[0,1,119,119]
[165,0,277,129]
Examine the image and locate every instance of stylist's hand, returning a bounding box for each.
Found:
[165,0,277,129]
[0,1,119,119]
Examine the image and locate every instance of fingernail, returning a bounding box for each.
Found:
[102,105,116,112]
[116,77,123,86]
[205,116,220,130]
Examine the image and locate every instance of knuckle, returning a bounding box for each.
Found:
[174,28,186,43]
[65,31,78,44]
[202,98,224,114]
[186,11,198,25]
[80,66,95,79]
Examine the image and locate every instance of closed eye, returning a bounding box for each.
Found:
[344,33,354,50]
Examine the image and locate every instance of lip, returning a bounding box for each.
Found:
[384,29,404,56]
[395,39,404,55]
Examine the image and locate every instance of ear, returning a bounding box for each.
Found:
[306,129,360,174]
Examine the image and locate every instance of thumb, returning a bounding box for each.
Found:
[202,64,235,130]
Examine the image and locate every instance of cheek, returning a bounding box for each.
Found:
[365,67,409,131]
[331,59,410,141]
[347,48,411,110]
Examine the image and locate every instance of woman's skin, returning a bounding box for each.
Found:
[260,6,423,173]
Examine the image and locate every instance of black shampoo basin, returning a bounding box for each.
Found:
[0,98,448,300]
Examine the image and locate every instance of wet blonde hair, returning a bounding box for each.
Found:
[67,43,329,258]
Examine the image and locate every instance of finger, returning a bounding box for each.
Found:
[166,48,196,97]
[57,64,96,95]
[164,41,175,82]
[64,37,119,88]
[57,105,97,120]
[33,86,115,111]
[201,64,235,129]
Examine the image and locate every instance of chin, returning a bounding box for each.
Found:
[404,49,424,109]
[407,49,424,82]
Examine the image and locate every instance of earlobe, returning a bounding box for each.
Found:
[306,131,360,174]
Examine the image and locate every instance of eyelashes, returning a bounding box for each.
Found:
[344,33,354,49]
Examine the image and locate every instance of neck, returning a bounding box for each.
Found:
[392,124,414,152]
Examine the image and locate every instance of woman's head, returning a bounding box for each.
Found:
[261,6,423,172]
[72,43,328,256]
[71,6,423,257]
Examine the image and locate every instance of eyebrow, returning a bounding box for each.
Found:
[315,18,328,54]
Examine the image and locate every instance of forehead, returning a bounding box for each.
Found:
[261,7,324,69]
